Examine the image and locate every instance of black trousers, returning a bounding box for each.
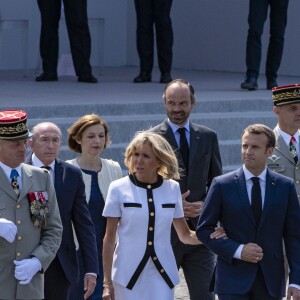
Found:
[134,0,173,74]
[37,0,92,76]
[245,0,289,80]
[44,256,70,300]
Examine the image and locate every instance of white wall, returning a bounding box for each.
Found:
[126,0,300,76]
[1,0,300,76]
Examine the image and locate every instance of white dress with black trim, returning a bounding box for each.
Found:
[103,174,184,300]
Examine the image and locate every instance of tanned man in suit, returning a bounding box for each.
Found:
[0,110,62,300]
[26,122,98,300]
[197,124,300,300]
[150,79,222,300]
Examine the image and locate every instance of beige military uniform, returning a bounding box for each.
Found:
[0,163,62,300]
[267,126,300,202]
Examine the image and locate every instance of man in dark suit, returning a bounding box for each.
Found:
[150,79,222,300]
[240,0,289,90]
[26,122,98,300]
[36,0,98,83]
[197,124,300,299]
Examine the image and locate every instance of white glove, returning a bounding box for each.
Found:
[0,218,17,243]
[14,257,42,285]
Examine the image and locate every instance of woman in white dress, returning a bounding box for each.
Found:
[102,131,222,300]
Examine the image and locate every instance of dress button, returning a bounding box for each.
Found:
[149,227,153,231]
[148,241,152,246]
[148,198,153,202]
[147,185,151,189]
[160,269,164,273]
[150,212,154,216]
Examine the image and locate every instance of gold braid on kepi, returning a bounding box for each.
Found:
[272,84,300,106]
[0,110,32,140]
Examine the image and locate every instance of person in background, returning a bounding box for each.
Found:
[268,84,300,201]
[240,0,289,90]
[150,79,222,300]
[26,122,98,300]
[0,110,62,300]
[133,0,173,84]
[197,124,300,299]
[102,131,226,300]
[35,0,98,83]
[67,114,122,300]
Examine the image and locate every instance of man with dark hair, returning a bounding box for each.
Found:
[197,123,300,299]
[150,79,222,300]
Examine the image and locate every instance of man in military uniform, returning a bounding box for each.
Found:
[0,110,62,300]
[267,84,300,202]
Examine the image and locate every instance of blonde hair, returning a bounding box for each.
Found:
[67,114,111,153]
[124,131,180,180]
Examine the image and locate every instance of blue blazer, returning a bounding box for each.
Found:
[197,167,300,297]
[26,156,98,283]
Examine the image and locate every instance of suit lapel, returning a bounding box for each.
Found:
[20,164,33,200]
[54,159,63,199]
[189,123,202,167]
[0,167,17,199]
[161,120,179,151]
[235,168,257,226]
[259,170,276,227]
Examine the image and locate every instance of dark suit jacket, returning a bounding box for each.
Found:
[150,120,222,229]
[26,156,98,283]
[197,167,300,297]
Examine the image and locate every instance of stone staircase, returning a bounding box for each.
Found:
[22,96,277,173]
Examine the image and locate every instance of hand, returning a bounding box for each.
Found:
[210,227,227,239]
[287,286,300,300]
[0,218,17,243]
[83,274,97,299]
[182,191,203,218]
[241,243,263,264]
[102,281,115,300]
[14,257,42,284]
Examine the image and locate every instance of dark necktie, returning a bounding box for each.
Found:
[290,136,298,164]
[10,169,20,197]
[177,127,189,172]
[251,177,262,224]
[41,165,51,171]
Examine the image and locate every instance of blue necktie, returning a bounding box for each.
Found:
[10,169,20,197]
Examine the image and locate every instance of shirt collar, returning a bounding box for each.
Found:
[0,161,22,180]
[31,153,55,170]
[277,125,299,146]
[243,165,267,182]
[167,119,190,134]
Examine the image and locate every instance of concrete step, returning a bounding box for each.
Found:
[23,99,276,174]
